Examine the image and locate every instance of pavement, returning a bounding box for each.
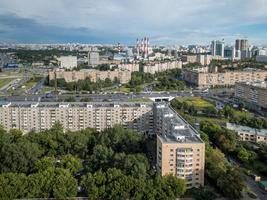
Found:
[244,175,267,200]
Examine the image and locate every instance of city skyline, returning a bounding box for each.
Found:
[0,0,267,45]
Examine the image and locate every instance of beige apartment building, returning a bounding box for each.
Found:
[57,56,77,69]
[143,61,182,74]
[227,123,267,144]
[49,69,131,84]
[235,81,267,113]
[183,68,267,88]
[0,102,153,134]
[118,63,140,72]
[154,104,205,189]
[0,102,205,189]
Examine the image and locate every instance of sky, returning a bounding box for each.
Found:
[0,0,267,45]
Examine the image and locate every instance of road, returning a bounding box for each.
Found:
[27,77,46,95]
[244,175,267,200]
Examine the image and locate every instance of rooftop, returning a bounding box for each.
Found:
[0,101,153,108]
[239,81,267,89]
[226,123,267,137]
[156,103,203,144]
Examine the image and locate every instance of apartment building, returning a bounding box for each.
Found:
[0,102,205,189]
[49,69,132,84]
[227,123,267,144]
[0,102,153,134]
[182,68,267,88]
[88,51,100,66]
[235,81,267,113]
[143,61,182,74]
[154,104,205,189]
[57,56,77,69]
[118,63,140,72]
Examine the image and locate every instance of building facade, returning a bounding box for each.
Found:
[235,81,267,113]
[88,51,100,66]
[118,63,140,72]
[0,102,205,189]
[0,102,153,134]
[49,69,132,84]
[143,61,182,74]
[211,40,224,57]
[57,56,77,69]
[227,123,267,144]
[183,68,267,88]
[154,104,205,188]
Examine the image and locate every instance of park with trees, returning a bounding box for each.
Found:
[0,124,186,200]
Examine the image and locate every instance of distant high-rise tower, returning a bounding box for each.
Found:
[211,40,224,57]
[235,39,248,51]
[235,39,249,59]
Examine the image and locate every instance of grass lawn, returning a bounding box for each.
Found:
[175,97,214,109]
[111,86,132,93]
[0,78,15,89]
[233,110,253,118]
[22,76,42,90]
[128,98,152,103]
[41,86,54,93]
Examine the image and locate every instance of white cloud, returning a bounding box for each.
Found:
[0,0,266,44]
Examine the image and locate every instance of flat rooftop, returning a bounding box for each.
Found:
[239,81,267,89]
[156,104,203,144]
[0,101,153,108]
[227,123,267,137]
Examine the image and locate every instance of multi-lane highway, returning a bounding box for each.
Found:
[0,91,195,102]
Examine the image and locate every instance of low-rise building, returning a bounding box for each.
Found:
[235,81,267,113]
[226,123,267,144]
[49,69,132,84]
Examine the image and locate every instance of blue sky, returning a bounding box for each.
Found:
[0,0,267,45]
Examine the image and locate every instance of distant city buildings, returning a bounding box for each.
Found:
[211,40,224,58]
[136,37,153,59]
[196,54,212,66]
[118,63,140,72]
[49,69,131,84]
[57,56,77,69]
[256,55,267,63]
[224,46,235,60]
[143,60,182,74]
[235,81,267,113]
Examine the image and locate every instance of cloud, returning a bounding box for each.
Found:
[0,0,266,44]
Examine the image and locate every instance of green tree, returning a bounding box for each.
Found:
[60,154,83,175]
[217,167,244,199]
[0,173,28,200]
